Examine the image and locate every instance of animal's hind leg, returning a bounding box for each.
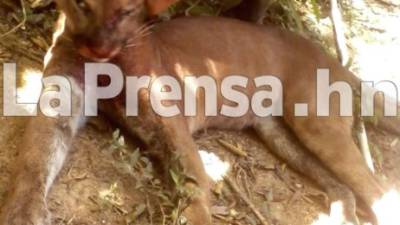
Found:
[287,116,384,215]
[143,116,212,225]
[254,117,359,224]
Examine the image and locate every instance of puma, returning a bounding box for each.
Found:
[1,0,399,224]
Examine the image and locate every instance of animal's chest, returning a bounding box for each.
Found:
[98,76,166,146]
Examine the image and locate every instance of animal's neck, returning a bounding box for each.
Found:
[115,28,163,74]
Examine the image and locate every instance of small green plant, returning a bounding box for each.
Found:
[111,129,199,225]
[98,182,124,209]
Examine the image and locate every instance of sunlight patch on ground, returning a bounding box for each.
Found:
[199,150,230,182]
[17,69,42,113]
[312,201,354,225]
[312,189,400,225]
[372,189,400,225]
[354,42,400,99]
[351,0,400,99]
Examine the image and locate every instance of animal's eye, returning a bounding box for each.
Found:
[121,8,136,17]
[76,0,89,11]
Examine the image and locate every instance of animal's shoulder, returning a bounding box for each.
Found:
[154,16,270,34]
[152,16,291,50]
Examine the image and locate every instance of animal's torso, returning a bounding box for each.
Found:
[96,16,343,136]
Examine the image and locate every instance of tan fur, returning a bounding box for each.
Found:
[1,1,398,224]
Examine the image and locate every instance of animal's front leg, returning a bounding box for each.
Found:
[0,41,85,225]
[0,80,84,225]
[149,116,212,225]
[0,116,80,225]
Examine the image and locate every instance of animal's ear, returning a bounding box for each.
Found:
[146,0,179,16]
[53,0,65,9]
[53,0,88,32]
[53,0,70,9]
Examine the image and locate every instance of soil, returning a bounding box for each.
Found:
[1,1,400,225]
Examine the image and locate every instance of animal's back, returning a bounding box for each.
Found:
[151,16,326,84]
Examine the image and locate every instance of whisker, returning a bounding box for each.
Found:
[134,22,154,36]
[125,44,138,48]
[135,25,154,38]
[133,23,149,35]
[124,22,155,49]
[137,30,153,39]
[124,41,144,49]
[125,30,153,48]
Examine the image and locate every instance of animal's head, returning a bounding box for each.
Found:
[55,0,178,61]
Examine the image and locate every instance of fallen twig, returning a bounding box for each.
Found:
[66,215,75,225]
[224,176,270,225]
[31,0,54,8]
[0,0,27,40]
[375,0,399,7]
[159,201,166,225]
[146,195,154,225]
[0,39,43,64]
[212,214,231,222]
[330,0,349,67]
[274,165,313,204]
[218,139,248,157]
[356,118,375,172]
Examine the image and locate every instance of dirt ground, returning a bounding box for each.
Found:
[1,1,400,225]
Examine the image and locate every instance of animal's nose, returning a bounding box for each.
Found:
[75,31,122,60]
[79,39,121,61]
[87,46,115,59]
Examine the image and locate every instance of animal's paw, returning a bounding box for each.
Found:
[312,200,360,225]
[0,194,51,225]
[182,197,212,225]
[325,186,359,225]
